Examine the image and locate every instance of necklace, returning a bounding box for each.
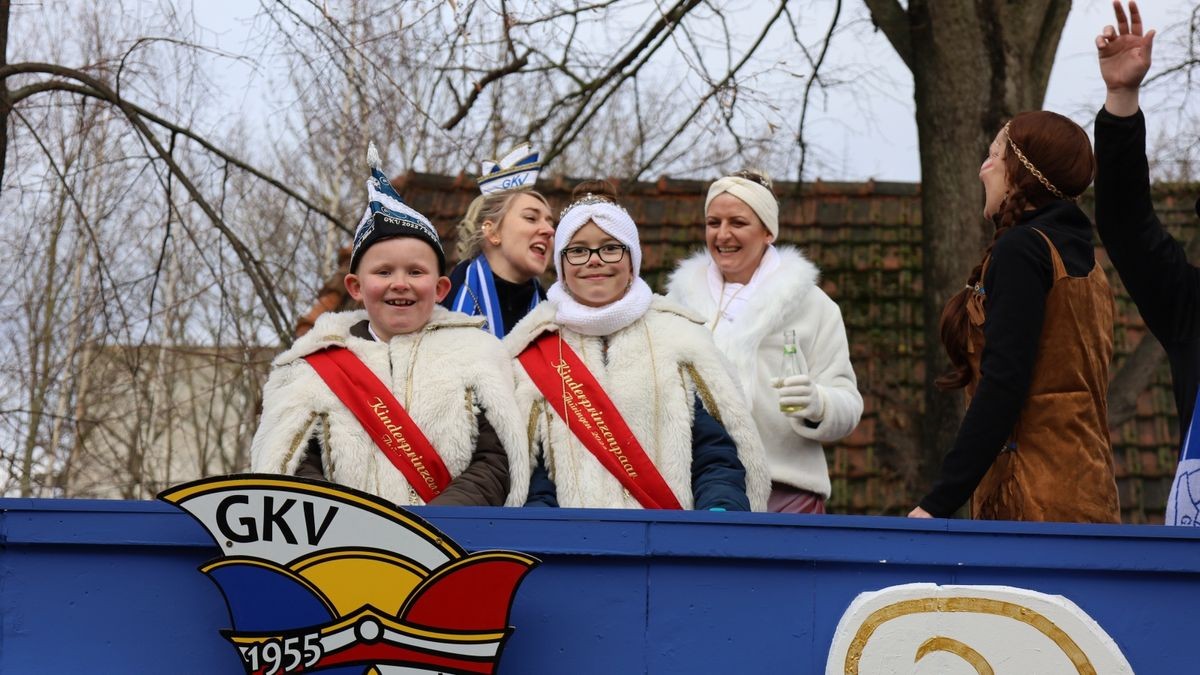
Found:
[461,284,492,332]
[710,280,748,333]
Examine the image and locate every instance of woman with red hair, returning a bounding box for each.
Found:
[910,111,1120,523]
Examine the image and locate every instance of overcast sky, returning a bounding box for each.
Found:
[191,1,1198,183]
[796,0,1199,182]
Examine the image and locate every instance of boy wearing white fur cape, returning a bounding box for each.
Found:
[250,145,528,507]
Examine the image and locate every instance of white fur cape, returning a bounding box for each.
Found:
[250,306,529,506]
[505,296,770,511]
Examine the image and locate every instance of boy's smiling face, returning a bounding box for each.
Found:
[345,237,451,341]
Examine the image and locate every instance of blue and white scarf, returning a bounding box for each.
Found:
[1166,393,1200,526]
[450,255,541,339]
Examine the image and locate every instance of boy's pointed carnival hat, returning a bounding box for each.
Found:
[476,142,542,194]
[350,142,445,274]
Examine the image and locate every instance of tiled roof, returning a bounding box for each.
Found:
[299,171,1199,523]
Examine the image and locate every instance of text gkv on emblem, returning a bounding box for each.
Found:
[216,495,339,546]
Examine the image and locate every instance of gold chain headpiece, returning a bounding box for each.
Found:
[1001,122,1073,202]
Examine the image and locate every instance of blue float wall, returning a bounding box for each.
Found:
[2,500,1199,673]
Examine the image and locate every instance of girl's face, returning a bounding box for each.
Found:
[484,193,555,282]
[561,222,633,308]
[980,129,1011,219]
[705,192,774,284]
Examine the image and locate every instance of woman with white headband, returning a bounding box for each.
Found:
[666,170,863,514]
[507,181,770,510]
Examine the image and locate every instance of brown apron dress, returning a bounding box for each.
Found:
[966,229,1121,523]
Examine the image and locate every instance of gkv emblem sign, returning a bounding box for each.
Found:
[159,475,539,675]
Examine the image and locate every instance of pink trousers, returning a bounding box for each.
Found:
[767,483,826,514]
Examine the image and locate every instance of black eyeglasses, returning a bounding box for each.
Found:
[562,244,628,265]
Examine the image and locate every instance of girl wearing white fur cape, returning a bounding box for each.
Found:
[666,171,863,514]
[509,181,770,511]
[251,144,528,507]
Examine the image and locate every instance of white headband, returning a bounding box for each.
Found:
[554,201,642,280]
[706,176,779,238]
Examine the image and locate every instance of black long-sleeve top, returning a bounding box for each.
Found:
[919,201,1097,517]
[1095,107,1200,448]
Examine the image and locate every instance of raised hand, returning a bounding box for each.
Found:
[1097,1,1155,115]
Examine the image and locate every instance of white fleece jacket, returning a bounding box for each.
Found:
[666,246,862,499]
[505,296,771,511]
[250,307,529,506]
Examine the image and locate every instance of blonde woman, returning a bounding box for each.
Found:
[667,170,862,514]
[443,146,555,337]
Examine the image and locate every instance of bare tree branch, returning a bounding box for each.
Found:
[507,0,623,28]
[1146,59,1200,85]
[796,0,842,185]
[441,51,530,130]
[863,0,913,72]
[1,61,294,344]
[523,0,704,165]
[10,107,139,343]
[5,67,348,234]
[633,0,789,178]
[0,0,11,190]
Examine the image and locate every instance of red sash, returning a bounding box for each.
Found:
[517,332,683,510]
[304,346,451,503]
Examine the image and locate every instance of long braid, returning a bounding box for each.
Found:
[935,110,1096,388]
[935,190,1030,390]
